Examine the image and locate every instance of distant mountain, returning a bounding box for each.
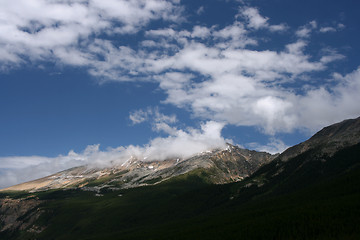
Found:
[0,144,275,192]
[1,117,359,240]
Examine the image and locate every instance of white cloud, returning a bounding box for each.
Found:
[320,51,344,64]
[269,24,287,32]
[192,26,211,39]
[239,7,287,32]
[81,21,341,135]
[247,138,289,154]
[337,23,345,29]
[0,0,183,67]
[0,153,86,189]
[297,21,345,36]
[129,107,177,134]
[296,27,312,38]
[319,23,345,33]
[295,67,360,131]
[196,6,205,15]
[253,96,295,134]
[0,121,227,189]
[319,27,337,33]
[139,121,227,161]
[1,2,354,136]
[129,109,150,124]
[240,7,269,29]
[141,35,354,134]
[213,21,256,48]
[295,20,317,38]
[130,107,177,124]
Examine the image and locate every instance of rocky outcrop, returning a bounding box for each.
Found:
[209,145,276,183]
[0,196,44,233]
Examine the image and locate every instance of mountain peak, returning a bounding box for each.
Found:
[1,145,275,193]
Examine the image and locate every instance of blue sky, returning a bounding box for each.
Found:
[1,0,360,188]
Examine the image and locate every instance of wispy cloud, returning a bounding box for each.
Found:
[196,6,205,15]
[129,107,177,134]
[319,23,345,33]
[295,20,317,38]
[238,7,287,32]
[247,138,289,154]
[319,27,337,33]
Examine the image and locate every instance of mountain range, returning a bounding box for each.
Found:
[0,144,276,192]
[1,117,360,240]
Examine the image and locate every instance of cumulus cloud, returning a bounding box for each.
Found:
[141,38,340,134]
[0,0,183,68]
[0,121,227,188]
[136,121,227,161]
[156,55,359,134]
[295,67,360,130]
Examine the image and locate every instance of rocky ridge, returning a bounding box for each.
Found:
[0,144,276,193]
[279,116,360,161]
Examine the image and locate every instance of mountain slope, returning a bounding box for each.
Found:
[279,116,360,161]
[238,116,360,198]
[0,144,275,192]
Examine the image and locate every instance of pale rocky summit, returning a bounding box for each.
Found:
[0,144,276,193]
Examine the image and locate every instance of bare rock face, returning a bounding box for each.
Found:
[0,197,44,233]
[207,145,276,183]
[0,144,276,192]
